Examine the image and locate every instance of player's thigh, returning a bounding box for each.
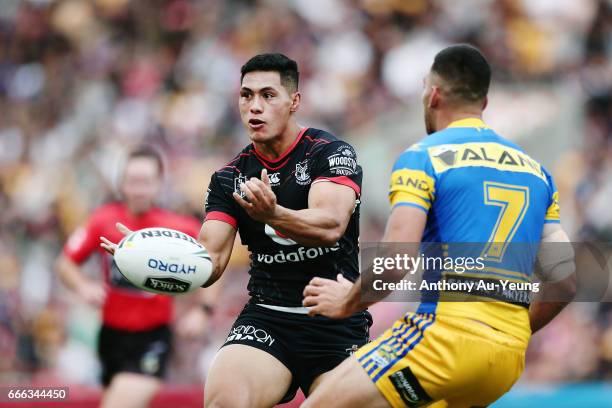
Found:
[100,372,161,408]
[205,344,292,408]
[303,356,390,408]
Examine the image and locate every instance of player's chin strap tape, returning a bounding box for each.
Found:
[536,241,575,283]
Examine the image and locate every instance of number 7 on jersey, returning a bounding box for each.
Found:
[481,181,529,262]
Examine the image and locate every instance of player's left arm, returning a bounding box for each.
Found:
[528,223,577,333]
[234,168,356,247]
[528,167,576,333]
[303,144,433,318]
[303,205,427,318]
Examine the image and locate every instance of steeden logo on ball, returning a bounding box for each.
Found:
[114,227,213,294]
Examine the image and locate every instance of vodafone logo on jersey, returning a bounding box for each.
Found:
[259,224,340,265]
[264,224,297,246]
[255,245,340,265]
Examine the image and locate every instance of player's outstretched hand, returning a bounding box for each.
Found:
[303,274,353,319]
[99,223,133,255]
[233,168,278,223]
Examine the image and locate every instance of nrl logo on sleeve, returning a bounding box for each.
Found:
[295,160,311,185]
[234,174,248,197]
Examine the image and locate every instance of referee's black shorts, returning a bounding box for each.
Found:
[98,324,172,386]
[222,302,372,403]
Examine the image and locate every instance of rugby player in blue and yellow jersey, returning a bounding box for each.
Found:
[302,45,576,408]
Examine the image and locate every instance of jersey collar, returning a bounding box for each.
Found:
[252,127,308,164]
[446,118,489,129]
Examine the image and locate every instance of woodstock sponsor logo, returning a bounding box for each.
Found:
[328,155,357,170]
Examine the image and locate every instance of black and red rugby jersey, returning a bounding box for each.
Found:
[204,127,362,307]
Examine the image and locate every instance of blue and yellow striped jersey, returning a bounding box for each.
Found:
[390,118,560,343]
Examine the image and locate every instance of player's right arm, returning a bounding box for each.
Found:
[100,220,237,288]
[197,220,236,287]
[55,214,107,306]
[100,172,239,288]
[197,171,239,286]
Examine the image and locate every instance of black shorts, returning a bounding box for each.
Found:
[222,303,372,403]
[98,324,172,386]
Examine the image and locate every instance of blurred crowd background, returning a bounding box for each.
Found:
[0,0,611,396]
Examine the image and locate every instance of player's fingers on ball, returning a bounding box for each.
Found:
[99,239,115,254]
[100,236,114,246]
[116,222,132,235]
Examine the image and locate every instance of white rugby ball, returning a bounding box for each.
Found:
[114,227,213,295]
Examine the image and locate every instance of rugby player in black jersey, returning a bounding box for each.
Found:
[101,53,369,406]
[198,53,372,407]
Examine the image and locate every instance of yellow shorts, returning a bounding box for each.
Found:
[355,313,526,408]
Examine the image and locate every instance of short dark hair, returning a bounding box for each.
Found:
[127,145,164,175]
[240,53,299,93]
[431,44,491,105]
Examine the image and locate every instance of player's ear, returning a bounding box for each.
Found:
[290,91,301,113]
[429,86,440,109]
[482,96,488,111]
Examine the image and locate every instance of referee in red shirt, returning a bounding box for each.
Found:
[55,146,214,408]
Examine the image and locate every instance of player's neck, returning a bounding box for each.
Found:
[253,122,303,160]
[437,109,483,131]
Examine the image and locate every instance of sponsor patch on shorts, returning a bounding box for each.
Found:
[225,325,275,347]
[388,366,432,407]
